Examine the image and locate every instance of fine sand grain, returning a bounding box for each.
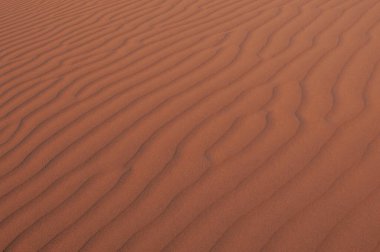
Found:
[1,0,380,251]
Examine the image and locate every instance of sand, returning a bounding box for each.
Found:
[1,0,380,251]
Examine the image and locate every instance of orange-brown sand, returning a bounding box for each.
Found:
[1,0,380,251]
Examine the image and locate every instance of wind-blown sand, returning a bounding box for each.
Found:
[1,0,380,251]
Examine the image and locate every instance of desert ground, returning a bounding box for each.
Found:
[1,0,380,251]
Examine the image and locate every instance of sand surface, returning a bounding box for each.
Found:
[1,0,380,251]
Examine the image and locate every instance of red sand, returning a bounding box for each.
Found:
[1,0,380,251]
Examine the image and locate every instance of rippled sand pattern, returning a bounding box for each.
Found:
[1,0,380,251]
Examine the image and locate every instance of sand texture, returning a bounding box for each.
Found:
[1,0,380,251]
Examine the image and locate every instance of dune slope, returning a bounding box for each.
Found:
[1,0,380,251]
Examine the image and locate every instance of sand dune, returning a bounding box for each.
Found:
[1,0,380,251]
